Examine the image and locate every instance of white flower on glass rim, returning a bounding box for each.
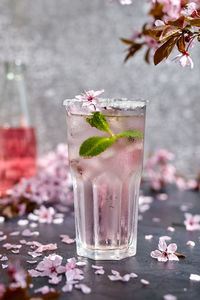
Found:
[173,52,194,69]
[151,239,179,262]
[184,213,200,231]
[75,90,104,107]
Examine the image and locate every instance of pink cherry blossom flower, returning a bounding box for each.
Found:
[181,2,197,17]
[173,52,194,69]
[144,36,159,50]
[29,254,66,278]
[75,90,104,108]
[151,239,179,262]
[32,206,55,224]
[7,263,27,289]
[184,213,200,231]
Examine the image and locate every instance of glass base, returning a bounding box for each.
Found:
[77,243,137,260]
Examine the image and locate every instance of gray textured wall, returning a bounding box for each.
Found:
[0,0,199,176]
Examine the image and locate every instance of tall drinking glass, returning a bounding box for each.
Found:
[64,98,147,260]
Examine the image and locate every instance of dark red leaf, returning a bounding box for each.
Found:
[154,36,178,65]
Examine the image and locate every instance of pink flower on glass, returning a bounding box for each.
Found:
[75,90,104,107]
[184,213,200,231]
[173,52,194,69]
[151,239,179,262]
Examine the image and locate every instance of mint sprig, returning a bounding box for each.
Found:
[79,112,143,157]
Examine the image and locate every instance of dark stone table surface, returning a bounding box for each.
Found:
[0,186,200,300]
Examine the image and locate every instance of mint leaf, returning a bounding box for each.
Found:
[117,129,143,139]
[79,137,115,157]
[86,112,111,134]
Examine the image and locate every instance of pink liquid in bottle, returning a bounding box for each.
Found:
[0,127,37,195]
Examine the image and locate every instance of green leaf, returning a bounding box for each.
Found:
[79,137,115,157]
[117,129,144,139]
[86,112,110,133]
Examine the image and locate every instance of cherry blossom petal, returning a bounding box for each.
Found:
[186,241,195,247]
[163,294,177,300]
[0,216,5,223]
[92,265,103,270]
[75,284,91,294]
[49,275,62,284]
[62,283,73,292]
[95,269,105,275]
[158,239,167,252]
[18,219,29,226]
[160,236,171,241]
[141,279,150,285]
[190,274,200,281]
[157,256,168,262]
[167,243,177,253]
[145,235,153,240]
[151,250,162,259]
[34,286,55,294]
[76,261,86,267]
[167,227,175,232]
[168,254,179,261]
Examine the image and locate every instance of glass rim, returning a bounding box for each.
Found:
[63,98,148,110]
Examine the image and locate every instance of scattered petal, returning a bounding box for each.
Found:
[186,241,195,247]
[145,235,153,240]
[0,235,7,242]
[141,279,150,285]
[190,274,200,281]
[10,231,20,236]
[0,216,5,223]
[95,269,105,275]
[163,294,177,300]
[92,265,103,270]
[160,236,172,241]
[157,193,168,201]
[76,261,86,267]
[34,286,55,294]
[167,227,175,232]
[75,284,91,294]
[18,219,29,226]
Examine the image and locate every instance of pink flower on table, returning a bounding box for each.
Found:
[184,213,200,231]
[108,270,138,282]
[29,254,65,279]
[75,90,104,108]
[173,52,194,69]
[151,239,179,262]
[32,205,55,224]
[62,258,84,293]
[7,263,27,289]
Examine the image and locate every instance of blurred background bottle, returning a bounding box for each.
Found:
[0,60,37,196]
